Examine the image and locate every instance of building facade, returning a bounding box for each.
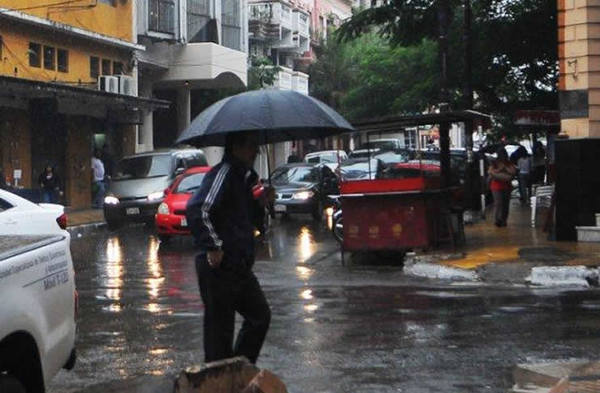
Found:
[0,0,165,208]
[136,0,249,165]
[557,0,600,138]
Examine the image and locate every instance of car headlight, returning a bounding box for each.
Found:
[104,196,120,205]
[157,202,170,215]
[147,191,164,201]
[293,190,314,200]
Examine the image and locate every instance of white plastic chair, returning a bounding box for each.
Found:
[530,184,554,227]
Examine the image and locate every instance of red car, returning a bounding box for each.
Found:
[155,166,211,241]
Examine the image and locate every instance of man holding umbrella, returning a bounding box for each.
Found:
[186,131,271,364]
[179,89,354,364]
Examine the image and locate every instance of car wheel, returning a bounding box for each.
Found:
[106,218,123,231]
[0,374,26,393]
[312,200,323,221]
[332,215,343,244]
[158,234,171,243]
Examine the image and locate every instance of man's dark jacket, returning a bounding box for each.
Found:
[186,155,260,270]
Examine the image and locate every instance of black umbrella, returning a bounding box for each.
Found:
[175,89,354,146]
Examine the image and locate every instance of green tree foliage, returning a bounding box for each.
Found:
[342,36,439,120]
[309,33,439,121]
[336,0,558,134]
[308,34,356,109]
[247,56,282,90]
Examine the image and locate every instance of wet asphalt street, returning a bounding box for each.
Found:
[49,216,600,393]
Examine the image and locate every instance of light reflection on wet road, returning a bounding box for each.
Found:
[49,218,600,393]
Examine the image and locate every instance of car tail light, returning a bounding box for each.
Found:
[56,213,68,230]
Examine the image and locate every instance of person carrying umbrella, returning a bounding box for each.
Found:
[186,131,272,364]
[178,89,354,364]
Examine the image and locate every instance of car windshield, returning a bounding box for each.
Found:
[271,166,318,185]
[340,162,375,180]
[113,155,171,180]
[375,151,409,164]
[175,173,207,193]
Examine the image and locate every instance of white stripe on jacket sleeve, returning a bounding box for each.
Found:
[200,164,230,248]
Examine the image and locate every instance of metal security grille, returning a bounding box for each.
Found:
[149,0,175,34]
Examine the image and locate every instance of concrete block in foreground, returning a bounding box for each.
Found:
[241,370,288,393]
[175,357,267,393]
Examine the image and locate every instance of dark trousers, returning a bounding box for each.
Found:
[492,190,511,226]
[518,173,530,203]
[196,255,271,364]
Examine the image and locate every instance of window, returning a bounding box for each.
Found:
[187,0,211,42]
[149,0,175,34]
[90,56,99,78]
[222,0,241,50]
[113,61,124,75]
[57,49,68,73]
[0,197,14,212]
[43,45,55,70]
[99,0,116,6]
[102,59,111,75]
[29,42,41,67]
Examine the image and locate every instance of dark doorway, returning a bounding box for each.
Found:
[153,89,178,148]
[30,98,67,200]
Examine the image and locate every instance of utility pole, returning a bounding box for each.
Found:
[438,0,451,187]
[463,0,475,219]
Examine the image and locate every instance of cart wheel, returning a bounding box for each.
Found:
[332,215,343,244]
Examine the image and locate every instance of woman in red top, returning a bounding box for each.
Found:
[488,147,517,227]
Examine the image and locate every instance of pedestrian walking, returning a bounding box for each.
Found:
[516,148,532,205]
[91,150,106,208]
[38,165,63,203]
[186,132,272,365]
[488,147,516,227]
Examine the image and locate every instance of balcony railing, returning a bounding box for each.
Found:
[149,0,175,34]
[296,12,309,36]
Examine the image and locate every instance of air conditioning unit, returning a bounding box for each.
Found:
[98,76,119,93]
[116,75,136,96]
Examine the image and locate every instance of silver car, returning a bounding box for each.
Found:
[103,149,206,229]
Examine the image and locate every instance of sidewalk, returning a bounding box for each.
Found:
[405,200,600,286]
[65,208,106,237]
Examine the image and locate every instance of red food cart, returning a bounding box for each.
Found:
[339,110,490,262]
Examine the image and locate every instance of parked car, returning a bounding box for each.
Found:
[0,234,77,393]
[271,163,339,221]
[339,158,385,181]
[155,166,211,242]
[103,149,207,229]
[373,150,411,165]
[304,150,348,171]
[359,138,404,152]
[0,189,67,235]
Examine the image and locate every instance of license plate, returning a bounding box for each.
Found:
[126,207,140,215]
[181,217,188,227]
[274,204,287,213]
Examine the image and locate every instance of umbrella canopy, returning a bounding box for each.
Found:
[175,89,355,146]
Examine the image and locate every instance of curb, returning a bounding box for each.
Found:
[404,259,600,288]
[67,222,107,238]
